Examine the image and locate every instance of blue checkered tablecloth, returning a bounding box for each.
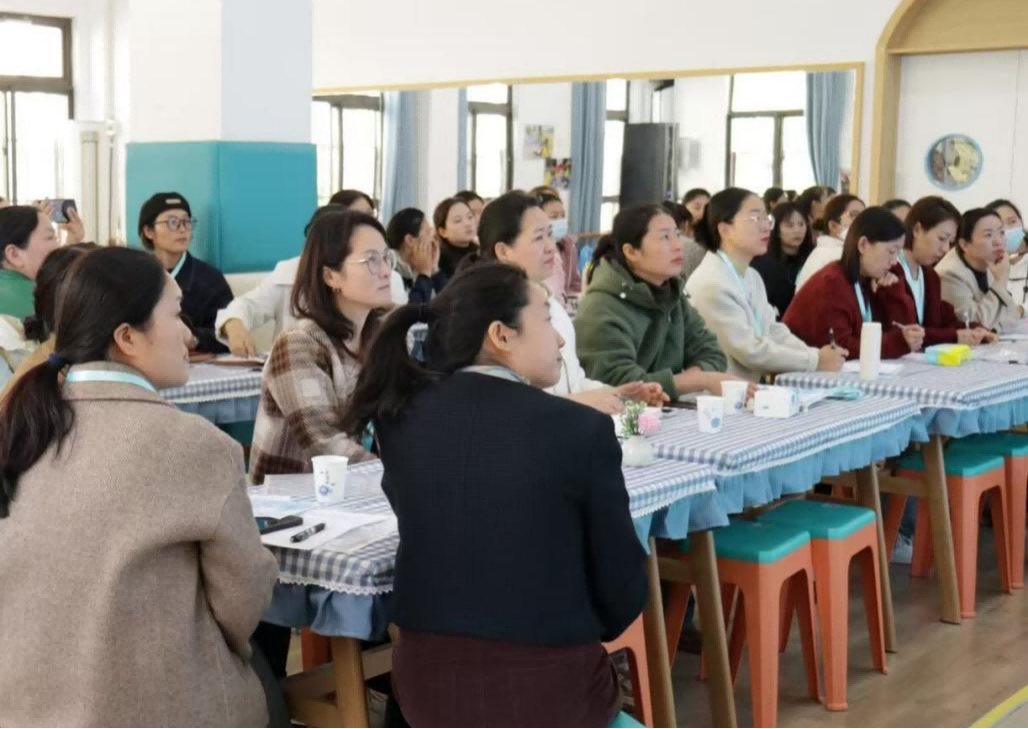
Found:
[161,363,262,424]
[777,359,1028,437]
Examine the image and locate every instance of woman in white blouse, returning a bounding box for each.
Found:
[687,188,846,382]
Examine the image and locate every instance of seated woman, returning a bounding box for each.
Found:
[687,188,845,382]
[435,197,479,279]
[750,201,816,317]
[574,204,748,400]
[796,185,831,229]
[883,198,912,222]
[763,186,788,210]
[661,200,707,282]
[936,207,1025,332]
[341,262,647,727]
[215,192,390,357]
[784,207,924,358]
[875,196,995,347]
[472,190,664,412]
[987,199,1027,306]
[0,205,60,321]
[1,243,98,400]
[795,194,866,291]
[250,209,391,484]
[534,191,582,304]
[386,207,446,304]
[138,191,233,355]
[0,246,278,726]
[454,189,485,229]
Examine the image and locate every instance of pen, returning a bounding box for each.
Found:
[290,522,326,543]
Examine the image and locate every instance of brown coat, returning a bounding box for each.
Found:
[0,362,279,727]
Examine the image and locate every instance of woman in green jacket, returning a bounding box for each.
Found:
[575,204,748,400]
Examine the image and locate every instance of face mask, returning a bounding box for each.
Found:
[1004,225,1025,253]
[550,218,569,240]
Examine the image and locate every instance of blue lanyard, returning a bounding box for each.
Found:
[65,369,158,393]
[168,253,187,279]
[897,255,924,324]
[718,251,762,333]
[853,283,872,323]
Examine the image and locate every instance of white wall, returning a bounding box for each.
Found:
[895,50,1028,210]
[511,82,572,191]
[417,88,460,213]
[674,76,730,192]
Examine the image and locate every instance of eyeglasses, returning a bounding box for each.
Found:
[349,249,397,276]
[155,217,197,232]
[737,213,775,229]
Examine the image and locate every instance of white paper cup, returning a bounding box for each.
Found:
[697,396,724,433]
[312,455,349,504]
[721,381,749,415]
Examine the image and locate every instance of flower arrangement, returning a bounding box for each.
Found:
[620,401,661,437]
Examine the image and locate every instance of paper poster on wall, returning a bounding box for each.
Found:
[524,125,555,160]
[925,134,983,191]
[544,158,571,190]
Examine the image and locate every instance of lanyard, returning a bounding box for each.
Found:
[717,251,762,334]
[897,255,924,324]
[65,369,158,394]
[853,283,872,323]
[168,253,187,280]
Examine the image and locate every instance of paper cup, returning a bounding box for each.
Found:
[697,396,724,433]
[312,455,349,504]
[721,381,749,415]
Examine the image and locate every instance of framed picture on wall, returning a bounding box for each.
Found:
[524,125,555,160]
[544,158,571,190]
[925,134,983,191]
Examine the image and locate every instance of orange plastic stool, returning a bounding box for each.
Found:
[759,501,887,711]
[603,615,653,727]
[665,521,821,727]
[887,451,1012,617]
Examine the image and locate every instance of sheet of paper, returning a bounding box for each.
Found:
[260,509,390,551]
[842,361,903,375]
[998,334,1028,341]
[257,473,318,500]
[249,496,315,519]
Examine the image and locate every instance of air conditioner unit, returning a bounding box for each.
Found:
[61,120,122,246]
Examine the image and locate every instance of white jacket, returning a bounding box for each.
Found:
[686,252,818,383]
[935,247,1023,332]
[795,235,844,293]
[1006,253,1028,307]
[545,296,606,396]
[215,257,408,345]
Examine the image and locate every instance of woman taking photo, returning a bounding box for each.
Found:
[342,262,647,727]
[0,247,278,726]
[751,201,816,316]
[795,194,866,291]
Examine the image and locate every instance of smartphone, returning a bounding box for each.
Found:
[256,514,303,535]
[49,198,77,224]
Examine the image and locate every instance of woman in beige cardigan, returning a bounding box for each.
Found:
[0,247,278,727]
[937,208,1025,332]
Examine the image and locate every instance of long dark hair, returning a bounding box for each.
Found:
[796,186,828,221]
[0,206,43,268]
[904,196,960,249]
[476,190,541,260]
[768,202,815,261]
[342,262,532,435]
[24,243,99,342]
[959,208,1003,247]
[763,187,786,209]
[839,207,906,283]
[385,208,426,250]
[815,194,862,237]
[291,209,386,359]
[0,247,167,518]
[694,187,755,251]
[587,204,668,284]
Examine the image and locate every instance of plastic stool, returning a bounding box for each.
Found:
[603,615,653,727]
[759,501,887,711]
[886,450,1012,617]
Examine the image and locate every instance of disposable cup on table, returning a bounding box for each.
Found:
[312,455,349,504]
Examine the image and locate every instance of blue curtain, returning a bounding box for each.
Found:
[456,88,469,191]
[380,90,419,221]
[569,81,606,234]
[805,71,849,188]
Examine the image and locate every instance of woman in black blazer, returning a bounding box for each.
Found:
[343,263,647,727]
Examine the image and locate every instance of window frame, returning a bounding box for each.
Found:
[602,81,630,221]
[467,85,513,194]
[312,92,385,205]
[0,13,73,202]
[724,75,803,189]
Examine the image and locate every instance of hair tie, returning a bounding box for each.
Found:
[47,353,68,370]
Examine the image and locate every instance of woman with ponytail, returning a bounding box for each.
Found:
[574,205,746,400]
[0,247,278,726]
[342,262,646,727]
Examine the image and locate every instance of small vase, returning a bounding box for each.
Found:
[622,434,655,467]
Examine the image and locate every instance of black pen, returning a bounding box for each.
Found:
[290,522,326,543]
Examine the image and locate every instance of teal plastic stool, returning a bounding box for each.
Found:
[759,501,887,711]
[665,520,821,727]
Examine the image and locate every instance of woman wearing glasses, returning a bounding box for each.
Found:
[138,192,233,354]
[249,209,391,485]
[687,188,846,382]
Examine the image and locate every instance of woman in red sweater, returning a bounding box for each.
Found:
[874,196,997,347]
[784,207,925,359]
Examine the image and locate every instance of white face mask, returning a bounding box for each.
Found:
[1004,226,1026,253]
[550,218,569,240]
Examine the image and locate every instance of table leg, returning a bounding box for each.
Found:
[923,435,961,625]
[854,465,898,653]
[330,636,370,727]
[691,530,738,728]
[643,537,677,728]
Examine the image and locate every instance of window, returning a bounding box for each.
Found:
[0,14,72,203]
[466,84,512,199]
[725,71,814,193]
[601,79,629,232]
[310,91,384,206]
